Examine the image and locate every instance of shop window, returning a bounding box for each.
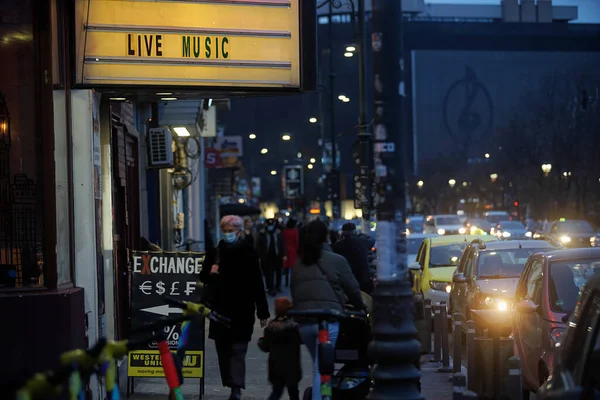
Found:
[0,0,45,289]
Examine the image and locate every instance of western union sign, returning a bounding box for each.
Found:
[128,350,204,378]
[74,0,303,88]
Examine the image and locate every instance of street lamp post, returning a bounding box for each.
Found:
[328,0,341,221]
[369,0,422,398]
[357,0,371,233]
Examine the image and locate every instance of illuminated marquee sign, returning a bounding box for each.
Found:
[74,0,302,88]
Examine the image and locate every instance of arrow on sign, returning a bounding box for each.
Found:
[140,305,184,316]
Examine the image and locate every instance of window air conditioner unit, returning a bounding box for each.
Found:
[147,127,174,168]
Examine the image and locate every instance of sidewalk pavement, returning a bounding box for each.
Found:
[121,288,453,400]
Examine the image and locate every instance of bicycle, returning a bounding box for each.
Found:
[9,295,230,400]
[286,308,368,400]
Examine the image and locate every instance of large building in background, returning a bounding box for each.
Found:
[411,50,600,165]
[220,0,599,206]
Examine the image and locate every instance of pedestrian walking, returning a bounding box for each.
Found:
[200,215,270,400]
[290,220,365,400]
[332,223,374,294]
[329,229,340,246]
[243,217,258,249]
[257,297,302,400]
[282,218,299,287]
[258,219,285,296]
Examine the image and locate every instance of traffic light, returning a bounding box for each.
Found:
[514,201,519,207]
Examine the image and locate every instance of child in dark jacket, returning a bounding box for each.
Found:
[258,297,302,400]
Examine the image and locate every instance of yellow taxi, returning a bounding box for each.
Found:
[409,235,499,304]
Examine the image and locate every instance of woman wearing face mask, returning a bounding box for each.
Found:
[200,215,270,400]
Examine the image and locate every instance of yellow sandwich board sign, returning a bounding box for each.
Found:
[74,0,307,89]
[127,350,203,378]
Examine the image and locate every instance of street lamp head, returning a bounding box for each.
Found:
[260,148,268,154]
[490,173,498,182]
[342,97,350,103]
[310,158,316,163]
[416,180,424,188]
[282,134,291,141]
[307,164,314,170]
[270,170,277,176]
[462,181,468,187]
[309,117,317,123]
[484,153,490,159]
[346,45,356,52]
[344,52,354,58]
[338,95,346,100]
[249,133,256,139]
[448,179,456,188]
[541,163,552,175]
[297,152,302,159]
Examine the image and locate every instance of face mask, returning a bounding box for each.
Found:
[223,232,238,243]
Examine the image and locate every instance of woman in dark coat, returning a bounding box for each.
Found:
[200,215,271,400]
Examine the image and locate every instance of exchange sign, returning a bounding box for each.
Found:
[74,0,308,89]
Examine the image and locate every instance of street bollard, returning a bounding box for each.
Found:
[497,337,515,399]
[465,320,477,392]
[424,298,432,353]
[415,294,428,355]
[452,372,467,400]
[507,356,523,400]
[473,336,494,398]
[453,313,464,374]
[438,301,453,373]
[431,302,442,363]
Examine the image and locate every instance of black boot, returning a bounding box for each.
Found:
[229,386,241,400]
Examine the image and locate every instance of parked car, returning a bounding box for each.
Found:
[450,239,557,336]
[406,233,438,264]
[406,215,425,235]
[537,274,600,399]
[424,214,466,236]
[547,219,596,248]
[513,248,600,397]
[465,218,493,235]
[494,220,531,240]
[484,211,511,228]
[409,235,498,305]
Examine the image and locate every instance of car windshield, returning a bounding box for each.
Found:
[556,221,594,234]
[499,221,525,229]
[407,238,423,254]
[477,248,548,279]
[436,216,461,225]
[548,259,600,313]
[485,214,509,224]
[430,243,467,267]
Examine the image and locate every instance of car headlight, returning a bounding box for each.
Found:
[437,228,446,235]
[502,231,511,238]
[459,227,467,234]
[481,296,509,311]
[526,231,533,238]
[430,280,451,293]
[560,235,571,244]
[591,236,596,243]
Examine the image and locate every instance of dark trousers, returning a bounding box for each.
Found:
[263,260,282,291]
[268,383,300,400]
[215,340,249,389]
